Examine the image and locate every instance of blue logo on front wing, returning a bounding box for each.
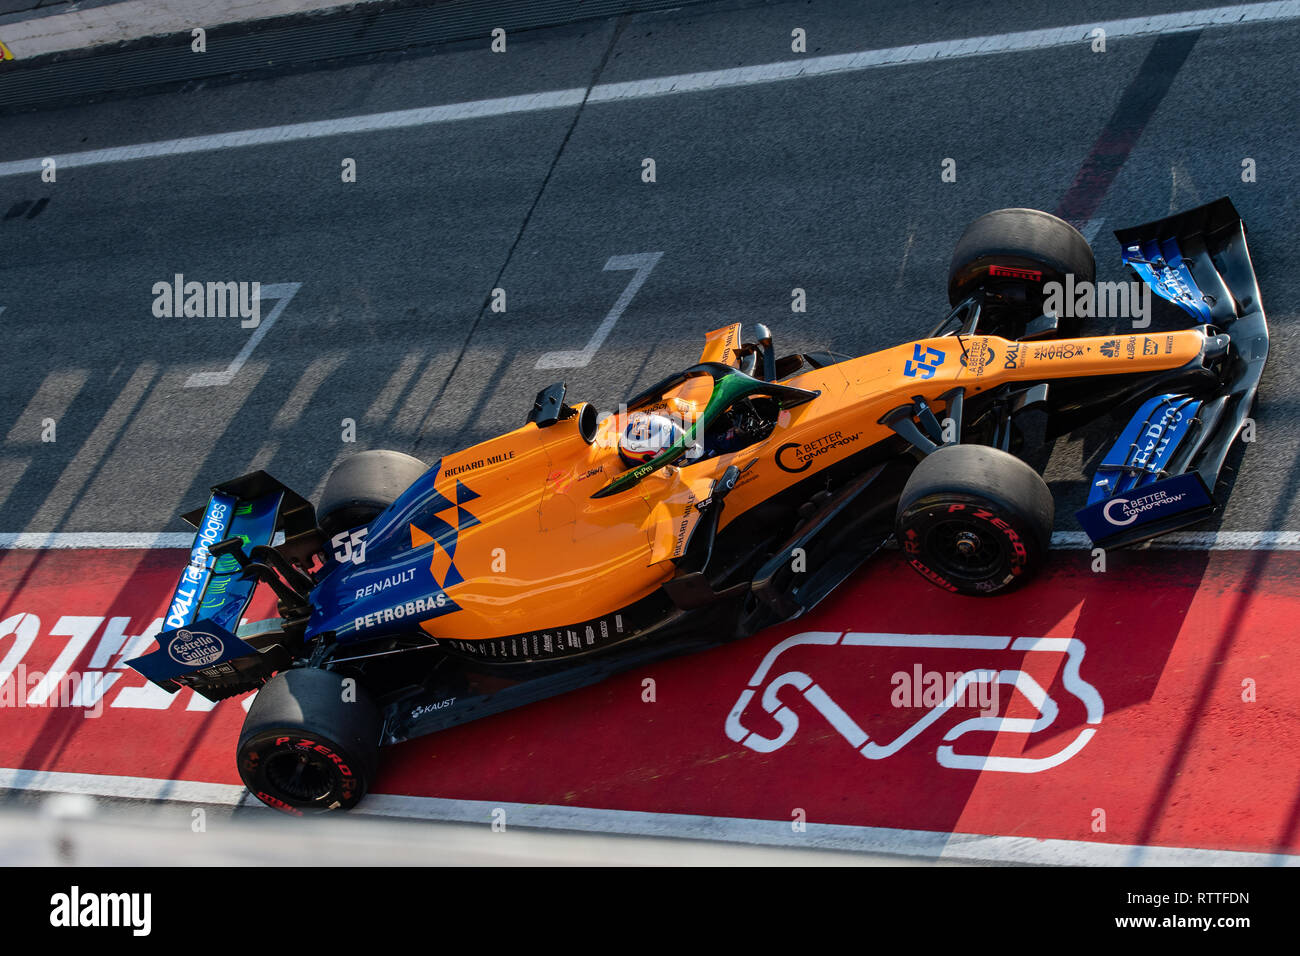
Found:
[904,345,945,379]
[1076,472,1213,543]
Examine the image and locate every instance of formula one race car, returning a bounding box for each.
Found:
[129,197,1267,813]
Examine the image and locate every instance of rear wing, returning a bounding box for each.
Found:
[1077,198,1268,548]
[126,471,319,699]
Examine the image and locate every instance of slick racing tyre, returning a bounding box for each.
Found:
[316,449,427,538]
[896,444,1053,597]
[947,208,1096,338]
[237,668,383,814]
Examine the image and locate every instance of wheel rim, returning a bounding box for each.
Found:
[924,518,1007,582]
[264,747,336,803]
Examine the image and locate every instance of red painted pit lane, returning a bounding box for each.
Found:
[0,545,1297,856]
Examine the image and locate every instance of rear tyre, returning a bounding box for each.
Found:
[947,208,1096,338]
[316,449,427,538]
[237,668,383,814]
[896,444,1053,596]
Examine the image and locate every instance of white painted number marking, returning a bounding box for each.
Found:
[535,253,663,370]
[185,282,301,388]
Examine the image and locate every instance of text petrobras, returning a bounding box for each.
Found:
[354,593,447,632]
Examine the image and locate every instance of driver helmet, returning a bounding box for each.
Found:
[618,412,683,466]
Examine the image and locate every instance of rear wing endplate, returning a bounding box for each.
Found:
[126,472,317,694]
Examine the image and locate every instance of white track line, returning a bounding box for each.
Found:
[0,532,195,549]
[0,531,287,549]
[2,531,1298,551]
[2,767,1293,866]
[1051,530,1300,550]
[1,2,1297,178]
[0,89,587,179]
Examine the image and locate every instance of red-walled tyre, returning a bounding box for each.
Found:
[237,667,382,814]
[896,444,1054,596]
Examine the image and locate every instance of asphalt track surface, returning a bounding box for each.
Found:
[1,0,1299,860]
[1,0,1298,537]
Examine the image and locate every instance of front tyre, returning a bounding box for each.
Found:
[237,668,382,814]
[896,445,1053,596]
[947,207,1096,338]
